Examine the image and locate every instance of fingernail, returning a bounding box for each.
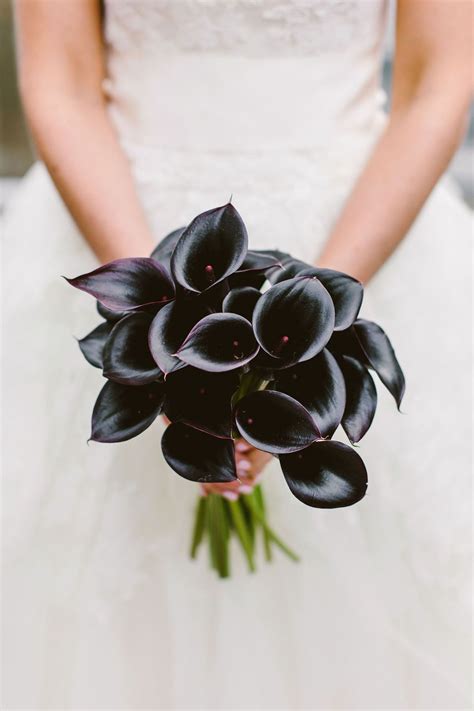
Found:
[236,442,250,452]
[239,484,253,495]
[237,460,251,472]
[222,491,239,501]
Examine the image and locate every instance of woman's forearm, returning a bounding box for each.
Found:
[317,93,470,283]
[15,0,154,264]
[24,92,155,263]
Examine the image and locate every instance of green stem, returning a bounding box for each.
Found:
[227,499,256,573]
[253,486,272,562]
[243,495,300,563]
[190,495,208,559]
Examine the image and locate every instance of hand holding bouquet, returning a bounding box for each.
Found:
[67,203,404,577]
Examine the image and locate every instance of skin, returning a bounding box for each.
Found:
[15,0,473,495]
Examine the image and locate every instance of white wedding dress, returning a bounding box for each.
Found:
[3,1,472,708]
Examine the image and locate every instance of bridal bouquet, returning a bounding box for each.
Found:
[67,203,405,577]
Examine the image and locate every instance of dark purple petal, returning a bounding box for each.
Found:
[148,300,210,376]
[234,390,320,454]
[177,313,259,372]
[274,349,346,437]
[222,286,261,321]
[151,227,186,271]
[66,258,175,311]
[163,367,239,438]
[352,320,405,408]
[298,267,363,331]
[170,203,248,292]
[161,422,237,483]
[280,440,368,508]
[78,321,113,369]
[229,250,283,288]
[339,356,377,444]
[91,380,164,443]
[252,276,335,367]
[102,312,162,385]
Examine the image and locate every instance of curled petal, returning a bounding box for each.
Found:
[171,203,248,292]
[177,313,259,372]
[280,440,368,508]
[148,300,210,376]
[103,312,162,385]
[222,286,261,321]
[274,349,345,437]
[235,390,320,454]
[252,276,335,367]
[163,367,239,437]
[161,422,237,483]
[78,321,113,368]
[339,356,377,444]
[151,227,186,271]
[91,380,165,443]
[66,258,175,311]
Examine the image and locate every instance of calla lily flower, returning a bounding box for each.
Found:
[176,313,259,372]
[280,440,368,508]
[274,349,346,437]
[252,276,335,367]
[329,318,405,408]
[161,422,237,483]
[171,203,248,292]
[148,300,210,376]
[67,257,175,312]
[234,390,321,454]
[91,380,165,443]
[102,312,162,385]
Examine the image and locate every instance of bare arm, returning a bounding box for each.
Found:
[15,0,155,263]
[317,0,473,283]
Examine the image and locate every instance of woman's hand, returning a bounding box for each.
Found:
[202,439,273,500]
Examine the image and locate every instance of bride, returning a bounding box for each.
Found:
[3,1,472,708]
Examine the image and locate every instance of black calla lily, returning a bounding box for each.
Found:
[298,267,363,331]
[280,440,368,508]
[177,313,259,372]
[91,380,165,443]
[67,258,175,312]
[252,276,335,367]
[339,355,377,444]
[171,203,248,292]
[222,286,261,321]
[148,300,210,376]
[235,390,320,454]
[102,312,162,385]
[274,349,346,437]
[78,321,113,368]
[161,422,237,483]
[330,319,405,408]
[164,367,239,437]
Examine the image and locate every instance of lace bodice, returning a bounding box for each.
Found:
[102,1,389,252]
[105,0,386,57]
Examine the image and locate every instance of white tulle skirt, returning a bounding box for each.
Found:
[2,161,472,709]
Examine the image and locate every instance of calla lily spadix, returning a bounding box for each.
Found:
[68,202,405,576]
